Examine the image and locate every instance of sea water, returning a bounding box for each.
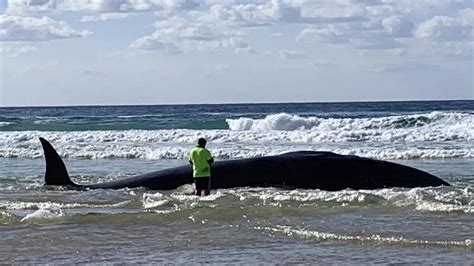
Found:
[0,101,472,263]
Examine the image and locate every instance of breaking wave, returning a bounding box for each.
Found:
[0,122,13,127]
[226,112,473,132]
[226,112,473,143]
[0,111,472,160]
[0,139,472,160]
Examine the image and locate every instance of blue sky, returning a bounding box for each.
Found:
[0,0,473,106]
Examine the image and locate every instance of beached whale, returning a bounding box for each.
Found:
[39,137,449,190]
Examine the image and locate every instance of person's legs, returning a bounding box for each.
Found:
[204,177,211,196]
[195,177,210,196]
[194,178,202,196]
[194,177,211,196]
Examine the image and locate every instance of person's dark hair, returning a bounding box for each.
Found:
[198,138,207,147]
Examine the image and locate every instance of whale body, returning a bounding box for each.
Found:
[39,137,449,190]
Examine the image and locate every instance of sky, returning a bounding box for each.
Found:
[0,0,473,106]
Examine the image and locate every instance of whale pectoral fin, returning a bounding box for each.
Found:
[39,137,77,187]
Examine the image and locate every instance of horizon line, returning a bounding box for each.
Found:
[1,98,472,108]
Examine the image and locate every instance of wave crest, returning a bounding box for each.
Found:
[0,111,472,160]
[226,111,473,133]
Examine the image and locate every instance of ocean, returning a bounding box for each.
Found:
[0,101,473,263]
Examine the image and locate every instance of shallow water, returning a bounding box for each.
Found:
[0,158,472,264]
[1,101,473,263]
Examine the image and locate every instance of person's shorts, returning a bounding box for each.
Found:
[194,176,211,190]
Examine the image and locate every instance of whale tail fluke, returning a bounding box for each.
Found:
[39,137,77,187]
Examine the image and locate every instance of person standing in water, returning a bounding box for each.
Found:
[188,138,214,196]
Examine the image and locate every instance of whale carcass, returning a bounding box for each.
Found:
[39,137,449,190]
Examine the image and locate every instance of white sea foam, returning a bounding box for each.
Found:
[3,201,64,210]
[135,187,474,214]
[227,112,473,143]
[17,202,66,222]
[0,200,132,211]
[252,188,368,204]
[117,114,165,118]
[0,112,472,159]
[2,200,140,222]
[0,134,473,160]
[0,186,471,225]
[20,208,65,222]
[0,134,471,160]
[256,225,472,247]
[222,186,474,213]
[0,122,13,127]
[0,211,16,224]
[142,192,169,209]
[227,111,473,132]
[367,186,474,213]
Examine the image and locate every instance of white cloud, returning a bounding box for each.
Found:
[132,0,399,54]
[296,1,367,22]
[279,49,305,60]
[195,2,275,27]
[6,0,200,14]
[293,1,472,53]
[297,13,414,50]
[388,0,473,14]
[130,16,250,53]
[5,0,474,58]
[5,0,57,13]
[416,9,474,42]
[410,41,473,61]
[81,13,132,22]
[6,0,121,13]
[382,16,414,37]
[195,0,368,27]
[0,14,91,42]
[0,44,37,57]
[3,0,473,106]
[297,25,350,44]
[458,8,474,26]
[234,46,258,54]
[129,35,181,53]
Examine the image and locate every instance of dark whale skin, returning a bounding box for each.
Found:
[39,138,450,191]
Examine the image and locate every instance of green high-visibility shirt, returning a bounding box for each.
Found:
[188,147,213,178]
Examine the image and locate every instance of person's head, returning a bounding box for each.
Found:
[197,138,207,147]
